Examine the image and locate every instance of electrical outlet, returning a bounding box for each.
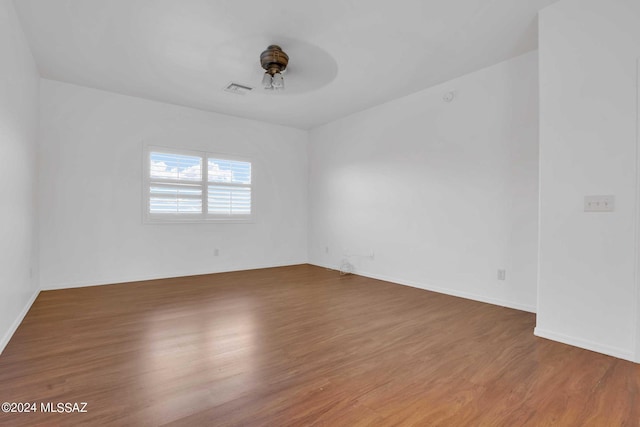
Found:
[214,248,219,256]
[497,269,506,281]
[584,195,615,212]
[325,246,329,254]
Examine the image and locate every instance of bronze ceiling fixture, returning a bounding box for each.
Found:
[260,45,289,91]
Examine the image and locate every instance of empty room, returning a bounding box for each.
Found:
[1,0,640,425]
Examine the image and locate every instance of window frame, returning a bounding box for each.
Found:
[143,145,254,224]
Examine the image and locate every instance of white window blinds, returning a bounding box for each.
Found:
[208,158,252,216]
[145,147,252,222]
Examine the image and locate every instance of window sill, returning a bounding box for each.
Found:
[144,216,254,225]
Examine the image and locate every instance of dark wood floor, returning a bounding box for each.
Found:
[0,264,639,426]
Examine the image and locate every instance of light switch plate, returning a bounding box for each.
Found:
[584,195,615,212]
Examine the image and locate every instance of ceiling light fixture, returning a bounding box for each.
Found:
[260,45,289,91]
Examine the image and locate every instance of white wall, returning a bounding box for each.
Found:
[308,52,539,312]
[0,0,40,352]
[38,79,308,289]
[537,0,640,362]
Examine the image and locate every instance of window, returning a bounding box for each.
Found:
[144,147,252,222]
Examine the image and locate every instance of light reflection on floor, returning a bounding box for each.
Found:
[135,295,259,423]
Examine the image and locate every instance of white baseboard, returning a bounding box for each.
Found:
[310,262,537,313]
[41,260,308,290]
[0,288,40,355]
[534,327,635,362]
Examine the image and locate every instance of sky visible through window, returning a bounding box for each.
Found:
[150,152,202,181]
[149,152,251,215]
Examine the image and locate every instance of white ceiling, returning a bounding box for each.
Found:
[14,0,558,130]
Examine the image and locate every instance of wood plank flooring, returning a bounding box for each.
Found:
[0,264,639,426]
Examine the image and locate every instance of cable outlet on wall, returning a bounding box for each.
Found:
[497,269,506,281]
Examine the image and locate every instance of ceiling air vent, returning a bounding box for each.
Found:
[223,82,253,95]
